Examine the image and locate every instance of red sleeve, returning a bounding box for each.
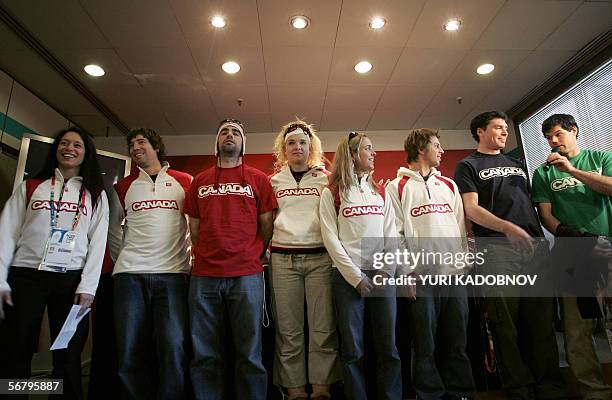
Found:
[115,172,139,210]
[184,174,200,218]
[25,179,45,205]
[167,169,193,194]
[256,172,277,215]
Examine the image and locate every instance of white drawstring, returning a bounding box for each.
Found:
[262,272,270,328]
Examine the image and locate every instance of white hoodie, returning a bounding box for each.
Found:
[108,163,192,275]
[386,167,469,275]
[270,165,329,251]
[0,169,109,295]
[320,176,397,288]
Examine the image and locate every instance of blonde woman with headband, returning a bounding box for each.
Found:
[269,119,340,400]
[319,132,402,400]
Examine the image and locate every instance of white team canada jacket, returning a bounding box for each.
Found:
[0,169,109,295]
[386,167,469,275]
[270,165,329,251]
[108,163,192,275]
[320,176,397,288]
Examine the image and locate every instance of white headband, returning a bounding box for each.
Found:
[284,127,310,142]
[215,121,245,155]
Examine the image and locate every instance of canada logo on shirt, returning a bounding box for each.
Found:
[132,200,179,211]
[478,167,526,180]
[550,169,599,191]
[342,205,384,218]
[31,200,88,216]
[410,203,453,217]
[276,188,320,198]
[197,183,254,198]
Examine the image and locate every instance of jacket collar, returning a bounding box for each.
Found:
[137,161,170,181]
[397,166,440,182]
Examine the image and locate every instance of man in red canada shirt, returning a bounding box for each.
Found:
[185,119,277,400]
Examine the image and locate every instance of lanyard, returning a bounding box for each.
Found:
[50,175,86,231]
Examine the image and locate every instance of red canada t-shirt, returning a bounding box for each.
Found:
[185,164,277,277]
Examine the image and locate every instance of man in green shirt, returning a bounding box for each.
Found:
[532,113,612,400]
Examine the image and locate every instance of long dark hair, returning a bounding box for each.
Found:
[34,127,105,206]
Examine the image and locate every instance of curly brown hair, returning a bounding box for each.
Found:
[127,127,165,162]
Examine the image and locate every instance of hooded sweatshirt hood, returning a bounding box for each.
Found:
[397,166,441,181]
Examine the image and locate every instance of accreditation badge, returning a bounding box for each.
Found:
[39,228,77,273]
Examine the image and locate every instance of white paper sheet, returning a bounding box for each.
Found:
[50,305,90,350]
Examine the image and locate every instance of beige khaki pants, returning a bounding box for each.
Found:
[269,252,341,388]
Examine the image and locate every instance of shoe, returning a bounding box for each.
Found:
[311,391,331,400]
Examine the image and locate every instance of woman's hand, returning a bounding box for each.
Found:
[355,276,374,296]
[74,293,94,316]
[0,290,13,320]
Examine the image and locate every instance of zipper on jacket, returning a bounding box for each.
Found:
[424,181,431,199]
[292,166,315,189]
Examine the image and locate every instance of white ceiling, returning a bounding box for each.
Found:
[0,0,610,136]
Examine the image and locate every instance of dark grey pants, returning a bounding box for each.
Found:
[409,283,475,400]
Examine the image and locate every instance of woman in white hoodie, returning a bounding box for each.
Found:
[269,119,340,400]
[319,132,401,400]
[0,127,109,399]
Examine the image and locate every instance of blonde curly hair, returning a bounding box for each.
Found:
[273,118,325,171]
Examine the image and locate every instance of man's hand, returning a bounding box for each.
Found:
[547,152,574,174]
[0,290,13,320]
[356,276,374,296]
[593,238,612,259]
[502,222,535,255]
[74,293,94,317]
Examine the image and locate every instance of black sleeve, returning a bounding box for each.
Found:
[454,160,478,194]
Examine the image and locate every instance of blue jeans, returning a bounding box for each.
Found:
[114,273,190,400]
[332,269,402,400]
[409,284,475,400]
[189,273,267,400]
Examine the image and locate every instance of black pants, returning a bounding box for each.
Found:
[88,273,120,400]
[0,267,89,400]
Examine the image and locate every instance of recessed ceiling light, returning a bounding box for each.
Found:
[211,15,226,28]
[290,15,310,29]
[222,61,240,74]
[476,63,495,75]
[369,17,386,30]
[84,64,105,77]
[354,61,373,74]
[444,19,461,31]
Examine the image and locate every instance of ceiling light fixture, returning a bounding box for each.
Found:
[211,15,226,28]
[444,19,461,31]
[222,61,240,74]
[476,63,495,75]
[354,61,373,74]
[84,64,105,77]
[290,15,310,29]
[369,17,386,30]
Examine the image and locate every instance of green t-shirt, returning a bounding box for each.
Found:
[532,149,612,236]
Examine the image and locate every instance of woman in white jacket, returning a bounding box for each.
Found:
[269,119,340,400]
[319,132,401,400]
[0,127,109,399]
